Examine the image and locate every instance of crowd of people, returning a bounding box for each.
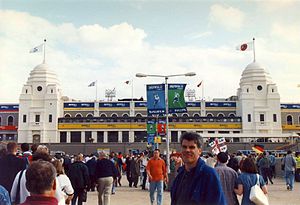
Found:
[0,132,299,205]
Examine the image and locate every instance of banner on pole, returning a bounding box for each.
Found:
[168,84,187,113]
[147,133,155,144]
[147,84,166,116]
[157,119,166,136]
[147,119,157,134]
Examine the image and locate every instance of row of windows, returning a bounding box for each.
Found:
[22,114,53,123]
[58,116,242,124]
[64,112,237,118]
[0,116,14,126]
[247,114,277,123]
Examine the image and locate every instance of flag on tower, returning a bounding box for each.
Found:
[88,81,96,87]
[197,80,203,87]
[29,44,44,53]
[236,41,253,51]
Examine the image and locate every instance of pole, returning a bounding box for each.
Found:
[43,39,46,64]
[95,80,98,101]
[253,37,256,62]
[165,77,170,174]
[156,115,159,149]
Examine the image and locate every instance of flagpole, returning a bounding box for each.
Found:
[202,80,204,100]
[43,39,46,64]
[253,37,256,62]
[95,80,98,101]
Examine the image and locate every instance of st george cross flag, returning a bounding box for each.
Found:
[236,42,253,51]
[29,44,44,53]
[88,81,96,87]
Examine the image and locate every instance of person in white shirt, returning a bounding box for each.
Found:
[53,160,74,204]
[10,152,65,205]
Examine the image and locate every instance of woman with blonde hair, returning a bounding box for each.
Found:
[53,160,74,205]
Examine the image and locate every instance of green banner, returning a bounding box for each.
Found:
[168,84,187,113]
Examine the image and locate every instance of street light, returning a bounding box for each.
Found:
[136,72,196,173]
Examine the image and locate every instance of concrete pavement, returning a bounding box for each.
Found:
[84,176,300,205]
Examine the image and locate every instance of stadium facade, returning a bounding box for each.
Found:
[1,62,300,146]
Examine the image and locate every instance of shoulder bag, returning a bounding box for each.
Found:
[249,174,269,205]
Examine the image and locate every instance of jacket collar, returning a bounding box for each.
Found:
[178,157,205,176]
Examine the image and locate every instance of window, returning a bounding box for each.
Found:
[64,114,71,118]
[23,115,27,123]
[60,132,67,143]
[287,115,293,125]
[122,131,129,142]
[51,89,53,93]
[260,114,265,122]
[171,131,178,143]
[71,131,81,142]
[182,113,189,117]
[86,114,93,118]
[85,131,92,142]
[25,89,28,94]
[217,113,225,118]
[257,85,263,91]
[122,113,129,117]
[273,114,277,122]
[193,113,200,118]
[228,113,236,117]
[207,113,213,117]
[247,114,251,122]
[37,86,42,91]
[8,116,13,126]
[246,88,249,93]
[49,114,52,123]
[111,113,118,118]
[35,115,40,123]
[75,113,82,118]
[108,131,118,142]
[97,131,104,142]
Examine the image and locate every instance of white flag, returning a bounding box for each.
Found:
[88,81,96,87]
[29,44,44,53]
[236,41,253,51]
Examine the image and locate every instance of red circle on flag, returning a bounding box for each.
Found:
[241,44,248,51]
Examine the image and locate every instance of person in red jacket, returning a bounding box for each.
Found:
[146,149,168,205]
[20,160,58,205]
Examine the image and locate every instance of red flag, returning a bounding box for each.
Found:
[157,123,166,135]
[197,80,203,87]
[236,42,253,51]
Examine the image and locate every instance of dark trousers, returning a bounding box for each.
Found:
[142,171,147,189]
[261,168,273,184]
[72,188,85,205]
[89,175,97,191]
[126,171,132,187]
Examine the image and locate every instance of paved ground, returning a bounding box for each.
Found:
[85,176,300,205]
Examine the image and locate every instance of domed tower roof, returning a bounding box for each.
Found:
[26,63,60,85]
[239,62,272,86]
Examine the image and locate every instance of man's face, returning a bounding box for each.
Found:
[181,139,201,165]
[153,150,160,159]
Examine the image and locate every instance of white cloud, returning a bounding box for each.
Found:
[271,23,300,44]
[187,31,213,40]
[0,9,300,104]
[209,4,245,31]
[256,0,297,12]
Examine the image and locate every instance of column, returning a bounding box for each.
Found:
[81,131,85,143]
[92,131,97,143]
[104,131,108,143]
[67,131,71,143]
[118,131,122,143]
[129,130,134,143]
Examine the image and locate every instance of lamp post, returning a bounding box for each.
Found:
[136,72,196,173]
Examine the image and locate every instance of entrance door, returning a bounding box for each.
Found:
[33,134,40,143]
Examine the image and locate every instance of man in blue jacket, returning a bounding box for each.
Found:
[171,132,227,205]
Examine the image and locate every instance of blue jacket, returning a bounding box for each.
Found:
[171,158,227,205]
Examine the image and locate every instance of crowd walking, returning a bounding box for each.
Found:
[0,133,299,205]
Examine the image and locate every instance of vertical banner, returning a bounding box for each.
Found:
[157,119,166,136]
[168,84,187,113]
[146,84,166,116]
[147,119,156,144]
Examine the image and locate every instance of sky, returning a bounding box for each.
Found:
[1,0,300,103]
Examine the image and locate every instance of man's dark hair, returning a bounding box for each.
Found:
[240,157,258,174]
[21,143,30,152]
[31,144,38,154]
[7,142,17,153]
[180,132,203,148]
[287,150,292,154]
[154,148,160,152]
[26,160,56,194]
[217,152,228,163]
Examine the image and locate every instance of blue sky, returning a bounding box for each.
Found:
[1,0,300,103]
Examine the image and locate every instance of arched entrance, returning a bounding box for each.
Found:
[33,134,40,143]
